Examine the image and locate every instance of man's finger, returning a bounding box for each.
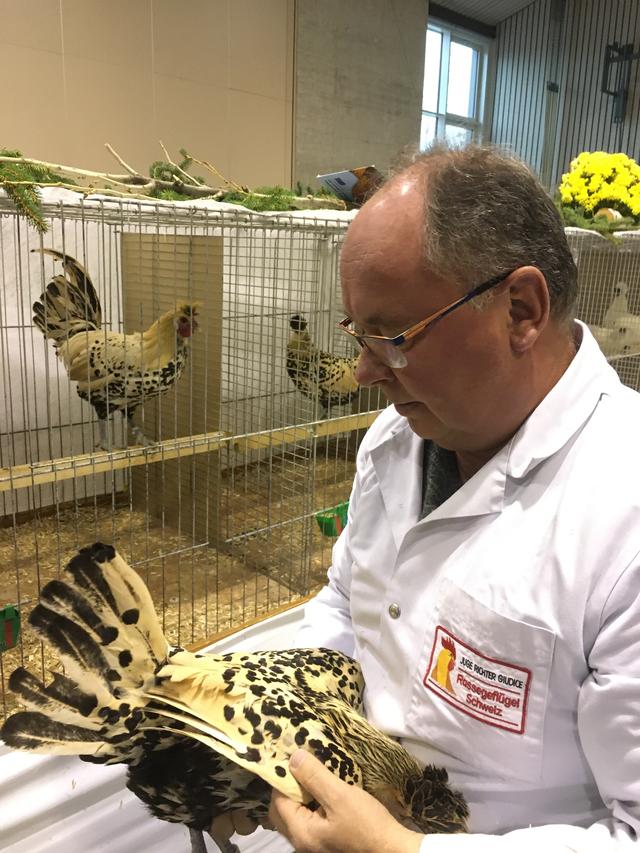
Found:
[287,749,342,810]
[269,788,306,832]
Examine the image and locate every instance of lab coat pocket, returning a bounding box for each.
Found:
[405,578,555,784]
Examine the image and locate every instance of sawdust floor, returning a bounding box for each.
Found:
[0,440,357,720]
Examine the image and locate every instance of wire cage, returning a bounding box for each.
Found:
[2,189,640,732]
[567,227,640,386]
[0,189,384,722]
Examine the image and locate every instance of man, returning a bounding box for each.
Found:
[268,144,640,851]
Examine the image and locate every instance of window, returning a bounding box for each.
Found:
[421,23,491,150]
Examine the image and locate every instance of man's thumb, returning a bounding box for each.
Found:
[288,750,337,804]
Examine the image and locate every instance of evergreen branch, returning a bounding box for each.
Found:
[0,146,346,229]
[0,154,133,185]
[159,141,201,186]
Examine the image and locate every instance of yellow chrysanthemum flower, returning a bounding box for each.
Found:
[558,151,640,221]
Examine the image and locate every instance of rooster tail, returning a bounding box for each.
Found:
[32,248,102,345]
[2,667,105,754]
[1,543,170,760]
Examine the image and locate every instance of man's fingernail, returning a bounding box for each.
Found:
[290,749,307,770]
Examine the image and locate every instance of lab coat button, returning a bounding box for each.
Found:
[388,603,401,619]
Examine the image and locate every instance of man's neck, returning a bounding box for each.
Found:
[455,327,578,482]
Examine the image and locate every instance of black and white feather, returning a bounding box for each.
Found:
[1,543,468,851]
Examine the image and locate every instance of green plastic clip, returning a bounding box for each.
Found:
[0,605,21,652]
[315,500,349,537]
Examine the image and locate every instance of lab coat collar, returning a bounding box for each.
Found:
[505,321,620,479]
[369,416,508,545]
[367,321,619,541]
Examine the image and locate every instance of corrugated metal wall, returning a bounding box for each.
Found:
[491,0,640,188]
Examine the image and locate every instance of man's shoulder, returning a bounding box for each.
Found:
[583,381,640,479]
[600,381,640,441]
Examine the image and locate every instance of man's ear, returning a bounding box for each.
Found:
[506,266,550,353]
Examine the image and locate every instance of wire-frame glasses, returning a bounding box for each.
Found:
[337,269,515,368]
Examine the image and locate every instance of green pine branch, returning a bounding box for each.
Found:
[0,148,73,233]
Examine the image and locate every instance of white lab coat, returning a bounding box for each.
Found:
[296,322,640,851]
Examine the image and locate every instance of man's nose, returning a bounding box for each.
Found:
[354,347,395,386]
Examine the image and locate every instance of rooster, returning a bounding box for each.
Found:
[1,543,468,853]
[286,314,359,417]
[32,248,200,449]
[603,281,637,330]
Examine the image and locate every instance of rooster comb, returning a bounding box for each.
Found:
[441,635,456,656]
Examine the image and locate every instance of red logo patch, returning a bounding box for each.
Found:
[424,626,532,734]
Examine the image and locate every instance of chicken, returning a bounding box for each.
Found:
[587,322,640,361]
[1,543,468,853]
[603,281,640,333]
[32,248,200,449]
[287,314,359,416]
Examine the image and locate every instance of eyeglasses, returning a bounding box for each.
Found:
[337,269,515,369]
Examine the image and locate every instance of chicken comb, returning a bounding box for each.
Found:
[441,635,456,657]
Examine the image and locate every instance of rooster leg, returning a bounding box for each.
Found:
[124,410,155,447]
[201,825,241,853]
[97,418,112,451]
[97,416,127,451]
[128,421,155,447]
[208,815,245,853]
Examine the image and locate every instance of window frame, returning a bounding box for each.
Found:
[421,19,494,149]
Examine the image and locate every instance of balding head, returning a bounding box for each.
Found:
[353,144,578,324]
[342,175,427,300]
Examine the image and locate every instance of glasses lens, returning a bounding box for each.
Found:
[339,321,408,368]
[362,339,408,369]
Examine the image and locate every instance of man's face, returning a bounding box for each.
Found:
[340,178,516,454]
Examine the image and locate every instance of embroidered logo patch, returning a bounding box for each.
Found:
[424,625,532,734]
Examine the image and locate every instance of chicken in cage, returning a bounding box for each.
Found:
[286,313,359,417]
[0,189,383,741]
[32,248,201,450]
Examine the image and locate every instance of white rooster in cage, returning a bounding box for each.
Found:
[32,248,201,449]
[588,280,640,361]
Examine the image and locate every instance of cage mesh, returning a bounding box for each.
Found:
[1,199,639,723]
[0,194,382,721]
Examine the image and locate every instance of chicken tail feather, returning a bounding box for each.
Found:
[32,248,102,345]
[0,543,170,764]
[8,667,99,719]
[1,710,105,754]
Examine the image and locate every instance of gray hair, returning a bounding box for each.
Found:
[391,143,578,322]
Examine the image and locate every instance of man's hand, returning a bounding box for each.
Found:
[269,750,424,853]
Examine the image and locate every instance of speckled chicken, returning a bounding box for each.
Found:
[1,543,468,853]
[287,314,359,416]
[32,249,200,449]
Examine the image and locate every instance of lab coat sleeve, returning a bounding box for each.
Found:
[417,556,640,852]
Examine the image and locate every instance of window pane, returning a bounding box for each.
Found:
[447,41,478,118]
[420,114,437,150]
[445,124,472,147]
[423,29,441,112]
